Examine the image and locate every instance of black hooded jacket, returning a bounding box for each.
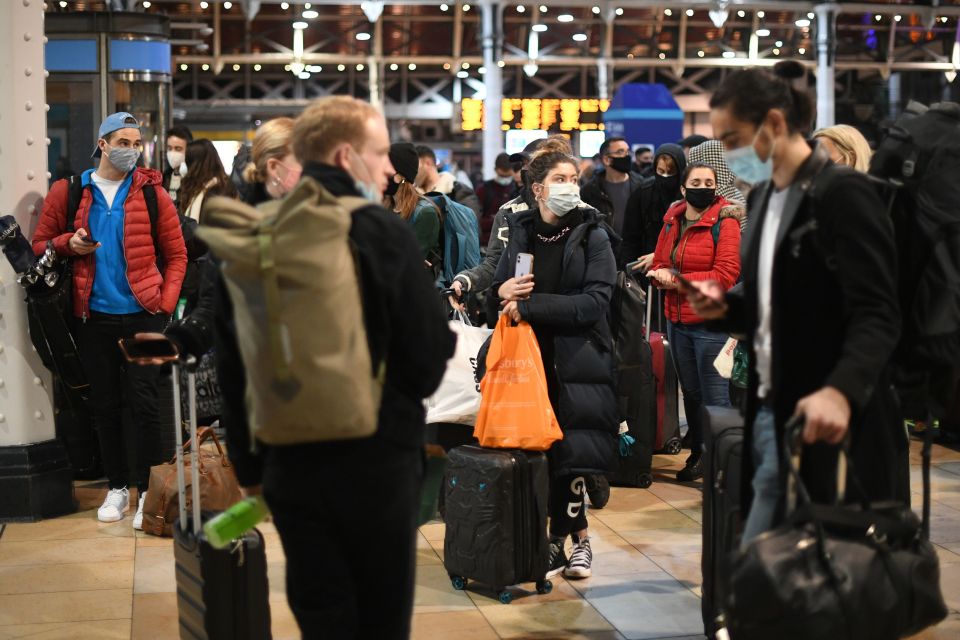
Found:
[492,206,619,478]
[619,143,687,266]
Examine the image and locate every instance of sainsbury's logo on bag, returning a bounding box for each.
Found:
[497,357,537,370]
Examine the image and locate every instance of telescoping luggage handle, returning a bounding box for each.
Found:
[645,283,653,342]
[172,356,202,535]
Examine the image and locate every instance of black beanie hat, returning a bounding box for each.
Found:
[389,142,420,184]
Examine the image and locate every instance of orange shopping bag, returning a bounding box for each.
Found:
[473,315,563,451]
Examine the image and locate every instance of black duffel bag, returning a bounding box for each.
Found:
[724,417,947,640]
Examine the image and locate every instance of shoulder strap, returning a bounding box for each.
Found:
[66,175,84,233]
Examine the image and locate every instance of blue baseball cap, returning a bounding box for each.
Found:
[91,112,141,158]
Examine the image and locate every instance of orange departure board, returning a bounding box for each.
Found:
[461,98,610,132]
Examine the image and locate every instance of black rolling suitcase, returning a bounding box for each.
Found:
[701,405,744,639]
[442,446,552,604]
[171,358,272,640]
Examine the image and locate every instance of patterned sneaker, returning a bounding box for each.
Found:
[547,537,569,579]
[97,487,130,523]
[564,535,593,579]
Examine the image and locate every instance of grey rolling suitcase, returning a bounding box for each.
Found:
[171,358,272,639]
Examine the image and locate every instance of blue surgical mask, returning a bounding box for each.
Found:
[495,175,514,187]
[355,181,381,203]
[106,144,141,174]
[724,127,774,185]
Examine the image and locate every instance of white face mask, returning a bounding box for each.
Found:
[167,150,184,170]
[542,182,580,217]
[179,162,188,177]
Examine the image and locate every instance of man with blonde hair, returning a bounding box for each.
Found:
[217,95,454,639]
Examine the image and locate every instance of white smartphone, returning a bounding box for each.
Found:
[515,252,534,279]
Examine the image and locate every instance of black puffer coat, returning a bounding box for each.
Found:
[492,207,619,477]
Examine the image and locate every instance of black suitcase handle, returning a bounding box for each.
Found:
[172,356,201,535]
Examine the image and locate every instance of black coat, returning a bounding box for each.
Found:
[212,163,456,485]
[714,143,908,518]
[492,207,619,477]
[619,144,687,267]
[579,170,645,229]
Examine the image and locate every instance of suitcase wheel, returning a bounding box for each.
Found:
[498,590,513,605]
[450,575,467,591]
[664,437,682,456]
[536,580,553,595]
[637,473,653,489]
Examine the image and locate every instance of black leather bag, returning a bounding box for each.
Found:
[724,417,947,640]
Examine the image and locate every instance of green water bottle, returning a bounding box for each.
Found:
[202,496,270,549]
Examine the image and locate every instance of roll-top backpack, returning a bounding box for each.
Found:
[197,178,384,445]
[425,192,481,286]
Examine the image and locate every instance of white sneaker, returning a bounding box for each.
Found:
[132,491,147,530]
[97,487,130,523]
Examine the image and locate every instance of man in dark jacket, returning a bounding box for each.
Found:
[580,137,645,237]
[210,97,455,640]
[474,152,520,245]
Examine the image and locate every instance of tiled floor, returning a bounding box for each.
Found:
[1,439,959,640]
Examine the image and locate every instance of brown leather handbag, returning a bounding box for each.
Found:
[142,426,243,537]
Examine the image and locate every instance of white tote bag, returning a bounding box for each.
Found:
[713,337,738,379]
[425,312,494,425]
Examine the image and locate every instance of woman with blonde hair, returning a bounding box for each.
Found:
[242,117,302,205]
[386,142,443,274]
[813,124,872,173]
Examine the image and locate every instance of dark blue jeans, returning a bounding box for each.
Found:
[666,321,731,457]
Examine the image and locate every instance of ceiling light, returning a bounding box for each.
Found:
[305,2,311,7]
[539,5,548,13]
[524,62,538,77]
[756,28,770,37]
[338,64,346,71]
[223,1,232,9]
[807,12,815,19]
[775,40,783,47]
[59,0,67,6]
[517,5,525,13]
[757,11,765,18]
[180,63,188,70]
[357,63,365,71]
[254,64,262,71]
[201,63,210,70]
[443,62,451,70]
[573,33,588,42]
[457,70,469,78]
[722,51,736,58]
[658,52,666,59]
[361,0,383,21]
[390,63,398,70]
[558,14,574,22]
[942,17,950,24]
[462,62,470,69]
[293,21,308,29]
[199,0,208,8]
[592,6,600,15]
[686,9,694,17]
[232,63,240,71]
[894,15,902,22]
[298,71,311,80]
[302,9,319,19]
[795,19,811,28]
[281,2,289,9]
[664,9,672,17]
[532,23,548,32]
[799,47,806,54]
[408,63,417,70]
[142,1,151,7]
[875,15,882,22]
[697,50,705,57]
[440,3,448,10]
[615,7,623,16]
[478,66,486,74]
[285,64,292,71]
[356,32,371,40]
[461,3,470,12]
[307,65,322,72]
[773,48,780,55]
[497,60,506,67]
[737,10,745,18]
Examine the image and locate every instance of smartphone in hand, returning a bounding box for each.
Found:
[668,269,699,294]
[118,336,179,364]
[81,234,97,244]
[515,252,534,279]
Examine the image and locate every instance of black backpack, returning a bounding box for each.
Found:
[869,101,960,412]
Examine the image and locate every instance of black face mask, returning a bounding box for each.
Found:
[385,178,401,197]
[656,173,680,194]
[609,155,633,174]
[638,161,653,171]
[684,187,716,211]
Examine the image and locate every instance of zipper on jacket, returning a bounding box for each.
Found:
[80,190,94,321]
[121,183,156,314]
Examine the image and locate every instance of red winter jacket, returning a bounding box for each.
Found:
[32,168,187,318]
[651,196,742,325]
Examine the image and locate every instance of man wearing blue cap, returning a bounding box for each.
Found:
[34,112,187,527]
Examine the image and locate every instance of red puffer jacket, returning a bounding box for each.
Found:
[32,168,187,318]
[651,196,742,325]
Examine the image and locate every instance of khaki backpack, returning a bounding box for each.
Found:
[198,178,383,445]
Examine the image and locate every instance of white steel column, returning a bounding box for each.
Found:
[815,3,837,129]
[0,1,55,448]
[480,0,503,180]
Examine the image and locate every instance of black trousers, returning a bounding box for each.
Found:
[549,474,588,539]
[263,436,423,640]
[78,311,167,491]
